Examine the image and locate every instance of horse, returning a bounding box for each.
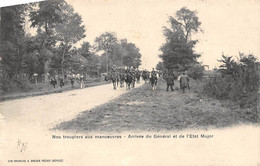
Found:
[125,72,133,90]
[131,73,136,88]
[142,71,149,83]
[136,72,141,83]
[119,73,125,88]
[110,72,118,90]
[150,72,157,90]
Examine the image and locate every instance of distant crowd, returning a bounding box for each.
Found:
[48,67,190,93]
[106,67,190,93]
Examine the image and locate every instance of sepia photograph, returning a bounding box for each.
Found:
[0,0,259,165]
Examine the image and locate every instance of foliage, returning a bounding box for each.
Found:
[175,7,202,41]
[0,76,31,92]
[159,7,201,71]
[156,62,166,72]
[187,64,204,80]
[29,0,65,34]
[78,42,101,76]
[94,32,118,52]
[54,3,86,77]
[0,1,142,93]
[95,34,142,73]
[0,4,28,78]
[203,53,259,110]
[29,0,65,81]
[121,39,142,68]
[94,32,118,73]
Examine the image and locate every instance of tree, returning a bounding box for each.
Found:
[110,43,126,67]
[22,34,42,77]
[79,42,92,58]
[29,0,65,81]
[156,62,166,72]
[78,42,100,76]
[94,32,118,73]
[0,4,29,78]
[217,54,238,76]
[204,53,259,109]
[175,7,201,41]
[160,7,202,72]
[55,3,85,78]
[120,39,142,68]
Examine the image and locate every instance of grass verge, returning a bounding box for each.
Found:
[56,78,259,133]
[0,80,109,102]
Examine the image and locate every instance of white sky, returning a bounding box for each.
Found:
[1,0,260,70]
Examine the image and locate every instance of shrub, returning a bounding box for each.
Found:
[0,76,31,92]
[203,53,259,110]
[188,65,204,80]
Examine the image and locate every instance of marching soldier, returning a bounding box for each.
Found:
[163,71,174,91]
[179,71,190,93]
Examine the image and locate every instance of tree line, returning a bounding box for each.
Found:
[0,0,141,92]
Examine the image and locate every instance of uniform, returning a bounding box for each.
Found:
[164,73,174,91]
[180,74,189,92]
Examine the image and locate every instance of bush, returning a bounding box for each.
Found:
[203,53,259,109]
[188,65,204,80]
[0,77,31,92]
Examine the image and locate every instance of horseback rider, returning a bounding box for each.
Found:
[119,69,126,88]
[135,69,141,83]
[110,67,118,89]
[151,68,157,82]
[150,68,158,90]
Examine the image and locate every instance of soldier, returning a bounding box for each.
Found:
[164,72,174,91]
[50,77,57,88]
[70,74,75,88]
[59,77,65,88]
[179,71,190,93]
[80,75,84,89]
[151,68,157,81]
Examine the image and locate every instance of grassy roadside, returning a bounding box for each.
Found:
[56,78,259,132]
[0,80,109,102]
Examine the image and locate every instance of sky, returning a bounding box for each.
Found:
[1,0,260,70]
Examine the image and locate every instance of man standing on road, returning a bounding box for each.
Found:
[179,71,190,93]
[163,71,174,91]
[70,74,75,88]
[151,68,157,81]
[80,75,85,89]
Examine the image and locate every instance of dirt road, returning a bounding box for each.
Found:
[0,80,259,166]
[0,82,143,129]
[0,82,144,165]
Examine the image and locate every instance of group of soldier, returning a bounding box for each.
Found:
[108,67,142,89]
[50,74,85,89]
[163,70,190,93]
[49,67,190,93]
[50,77,64,88]
[107,67,190,93]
